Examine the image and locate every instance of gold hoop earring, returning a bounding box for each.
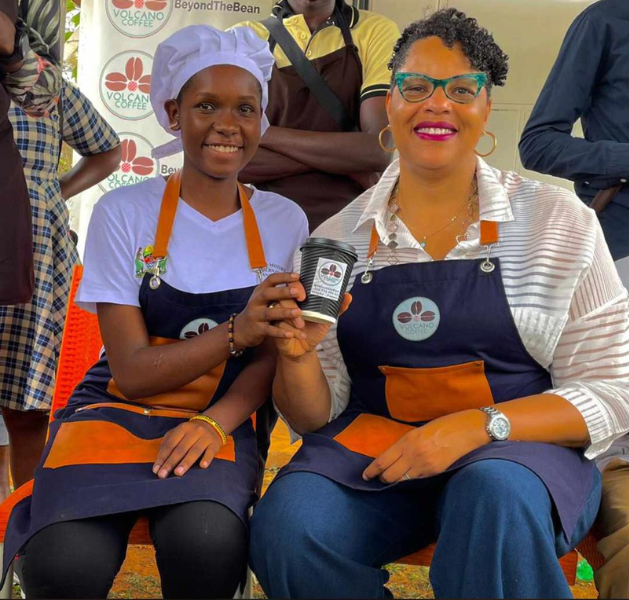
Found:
[378,125,396,153]
[475,130,497,157]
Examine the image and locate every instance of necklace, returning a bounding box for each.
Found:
[384,177,478,254]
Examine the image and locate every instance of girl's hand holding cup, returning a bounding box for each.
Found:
[275,237,358,360]
[233,273,308,350]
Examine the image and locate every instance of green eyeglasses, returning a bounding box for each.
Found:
[394,72,488,104]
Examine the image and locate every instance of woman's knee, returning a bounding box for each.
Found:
[23,517,131,598]
[251,473,336,548]
[250,472,347,574]
[442,460,553,522]
[150,501,247,598]
[151,501,247,566]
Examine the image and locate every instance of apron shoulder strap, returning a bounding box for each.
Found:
[334,5,355,48]
[261,15,357,132]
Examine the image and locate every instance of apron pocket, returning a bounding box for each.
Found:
[44,420,236,469]
[379,360,494,423]
[333,413,415,459]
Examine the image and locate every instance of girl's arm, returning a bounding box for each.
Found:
[153,339,277,478]
[97,272,305,401]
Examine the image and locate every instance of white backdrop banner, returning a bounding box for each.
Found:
[72,0,274,254]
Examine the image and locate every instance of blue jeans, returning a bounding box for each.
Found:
[250,460,601,599]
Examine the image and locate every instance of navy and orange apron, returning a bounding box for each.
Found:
[277,221,598,543]
[2,173,273,582]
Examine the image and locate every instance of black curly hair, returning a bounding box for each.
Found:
[388,8,509,94]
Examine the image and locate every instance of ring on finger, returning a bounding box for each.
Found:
[403,472,412,481]
[268,302,278,310]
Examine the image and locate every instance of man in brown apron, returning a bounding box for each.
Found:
[237,0,399,230]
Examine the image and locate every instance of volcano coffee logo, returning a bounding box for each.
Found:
[318,262,344,286]
[309,258,347,301]
[101,52,153,120]
[392,297,441,341]
[100,134,159,192]
[107,0,173,38]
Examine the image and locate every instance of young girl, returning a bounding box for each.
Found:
[2,25,308,599]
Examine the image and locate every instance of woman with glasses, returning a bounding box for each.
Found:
[248,9,629,599]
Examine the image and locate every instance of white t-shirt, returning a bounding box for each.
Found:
[76,176,309,312]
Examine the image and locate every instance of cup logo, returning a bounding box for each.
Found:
[100,134,159,192]
[100,52,153,120]
[106,0,172,39]
[310,258,348,301]
[180,318,219,340]
[392,297,440,341]
[318,262,344,286]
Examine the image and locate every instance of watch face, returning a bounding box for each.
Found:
[491,417,511,441]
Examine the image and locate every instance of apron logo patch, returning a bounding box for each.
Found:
[310,258,348,301]
[393,297,440,341]
[180,318,219,340]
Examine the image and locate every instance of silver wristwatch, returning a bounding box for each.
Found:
[479,406,511,441]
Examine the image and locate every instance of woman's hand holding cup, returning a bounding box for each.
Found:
[275,293,353,360]
[274,237,357,359]
[233,273,307,350]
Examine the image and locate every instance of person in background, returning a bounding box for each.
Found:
[250,9,629,598]
[0,0,62,501]
[0,80,121,496]
[519,2,629,596]
[236,0,399,230]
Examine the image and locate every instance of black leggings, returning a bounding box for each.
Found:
[22,501,248,599]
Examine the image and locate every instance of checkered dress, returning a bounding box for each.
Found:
[0,81,120,411]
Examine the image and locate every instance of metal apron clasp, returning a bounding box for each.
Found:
[480,243,496,273]
[149,265,162,289]
[361,256,375,284]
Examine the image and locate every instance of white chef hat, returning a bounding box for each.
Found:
[150,25,274,159]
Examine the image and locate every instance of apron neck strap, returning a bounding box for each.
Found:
[367,225,379,260]
[480,220,499,246]
[240,183,267,271]
[152,171,267,273]
[153,170,181,260]
[366,219,500,260]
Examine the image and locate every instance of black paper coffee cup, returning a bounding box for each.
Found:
[299,237,358,325]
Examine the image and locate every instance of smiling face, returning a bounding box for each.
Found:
[386,36,492,174]
[165,64,262,181]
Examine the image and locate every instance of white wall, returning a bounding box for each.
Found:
[370,0,594,191]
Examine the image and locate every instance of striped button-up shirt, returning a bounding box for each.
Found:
[296,158,629,460]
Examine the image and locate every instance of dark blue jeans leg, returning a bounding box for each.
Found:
[430,460,602,599]
[249,472,439,599]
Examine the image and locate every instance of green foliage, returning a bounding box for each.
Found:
[64,1,80,80]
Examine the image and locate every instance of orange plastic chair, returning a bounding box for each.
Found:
[48,264,104,418]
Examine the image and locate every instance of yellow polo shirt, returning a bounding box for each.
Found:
[236,4,400,102]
